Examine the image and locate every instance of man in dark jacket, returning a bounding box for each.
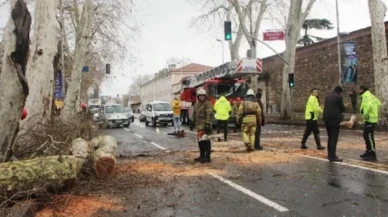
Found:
[323,86,346,162]
[254,88,265,150]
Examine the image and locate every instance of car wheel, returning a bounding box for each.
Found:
[132,117,135,122]
[124,123,129,128]
[145,120,149,126]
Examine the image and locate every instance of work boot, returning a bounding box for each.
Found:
[217,137,221,142]
[301,144,308,149]
[360,150,371,158]
[329,157,343,162]
[317,145,325,150]
[361,151,377,161]
[194,141,205,162]
[246,145,254,152]
[255,146,263,151]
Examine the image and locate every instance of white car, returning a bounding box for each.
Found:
[97,104,130,128]
[145,101,173,127]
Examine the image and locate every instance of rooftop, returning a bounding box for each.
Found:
[170,63,214,73]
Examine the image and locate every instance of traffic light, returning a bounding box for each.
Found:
[106,63,110,74]
[224,21,232,41]
[288,73,295,87]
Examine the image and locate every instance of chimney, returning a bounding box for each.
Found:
[163,68,168,74]
[168,64,176,71]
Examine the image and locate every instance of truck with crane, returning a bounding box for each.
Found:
[179,58,263,126]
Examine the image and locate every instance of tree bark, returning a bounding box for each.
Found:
[0,138,89,193]
[0,0,31,162]
[368,0,388,116]
[61,0,94,120]
[20,0,61,129]
[90,135,117,178]
[280,0,316,119]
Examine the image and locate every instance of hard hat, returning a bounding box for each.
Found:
[21,107,27,120]
[197,88,206,96]
[80,103,87,109]
[246,89,255,96]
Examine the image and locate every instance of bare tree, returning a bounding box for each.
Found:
[166,56,191,67]
[189,0,244,61]
[0,0,31,162]
[128,74,152,96]
[280,0,316,119]
[21,0,61,128]
[61,0,94,119]
[368,0,388,116]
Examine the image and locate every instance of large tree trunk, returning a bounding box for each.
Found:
[0,0,31,162]
[0,138,89,193]
[368,0,388,116]
[90,135,117,178]
[20,0,61,129]
[61,0,94,120]
[280,0,316,119]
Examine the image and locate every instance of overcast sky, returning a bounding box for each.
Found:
[1,0,388,96]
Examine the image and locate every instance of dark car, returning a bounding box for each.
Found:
[139,108,146,122]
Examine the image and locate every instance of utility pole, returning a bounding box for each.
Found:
[335,0,342,86]
[60,0,66,100]
[216,39,225,64]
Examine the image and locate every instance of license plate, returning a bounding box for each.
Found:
[114,120,122,123]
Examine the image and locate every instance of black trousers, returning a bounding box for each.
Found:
[324,120,341,159]
[363,122,376,152]
[254,125,262,148]
[216,120,228,140]
[301,120,321,146]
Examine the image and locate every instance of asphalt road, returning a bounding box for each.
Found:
[104,118,388,217]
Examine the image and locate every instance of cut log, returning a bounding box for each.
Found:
[90,135,117,178]
[340,114,357,129]
[0,138,89,193]
[0,155,85,192]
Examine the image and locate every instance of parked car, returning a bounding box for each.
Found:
[124,107,134,122]
[139,108,146,122]
[145,101,173,127]
[97,103,130,128]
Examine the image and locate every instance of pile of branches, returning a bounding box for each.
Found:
[13,115,102,160]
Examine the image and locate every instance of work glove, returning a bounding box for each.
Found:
[204,123,211,133]
[190,122,195,131]
[363,114,370,121]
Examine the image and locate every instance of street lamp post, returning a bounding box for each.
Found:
[216,39,225,64]
[335,0,342,86]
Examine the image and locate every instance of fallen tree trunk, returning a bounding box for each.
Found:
[0,138,89,193]
[90,135,117,178]
[340,114,357,129]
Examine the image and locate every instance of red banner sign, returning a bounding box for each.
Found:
[263,31,285,41]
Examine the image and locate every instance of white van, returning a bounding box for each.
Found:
[145,101,173,127]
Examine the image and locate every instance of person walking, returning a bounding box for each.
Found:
[214,94,232,141]
[323,86,346,162]
[301,88,325,150]
[171,96,182,133]
[359,85,381,161]
[190,88,213,163]
[254,88,265,150]
[236,89,262,152]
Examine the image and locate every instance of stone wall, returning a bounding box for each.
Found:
[262,22,388,114]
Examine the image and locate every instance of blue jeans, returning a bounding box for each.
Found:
[173,116,180,131]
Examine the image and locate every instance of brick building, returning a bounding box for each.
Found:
[262,22,388,115]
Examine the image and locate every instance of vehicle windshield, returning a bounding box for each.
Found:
[153,103,171,111]
[89,105,100,110]
[214,82,248,99]
[105,105,125,113]
[124,107,133,113]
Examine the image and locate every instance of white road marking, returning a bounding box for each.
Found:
[207,172,289,213]
[134,133,143,139]
[150,142,167,150]
[296,154,388,176]
[124,128,130,131]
